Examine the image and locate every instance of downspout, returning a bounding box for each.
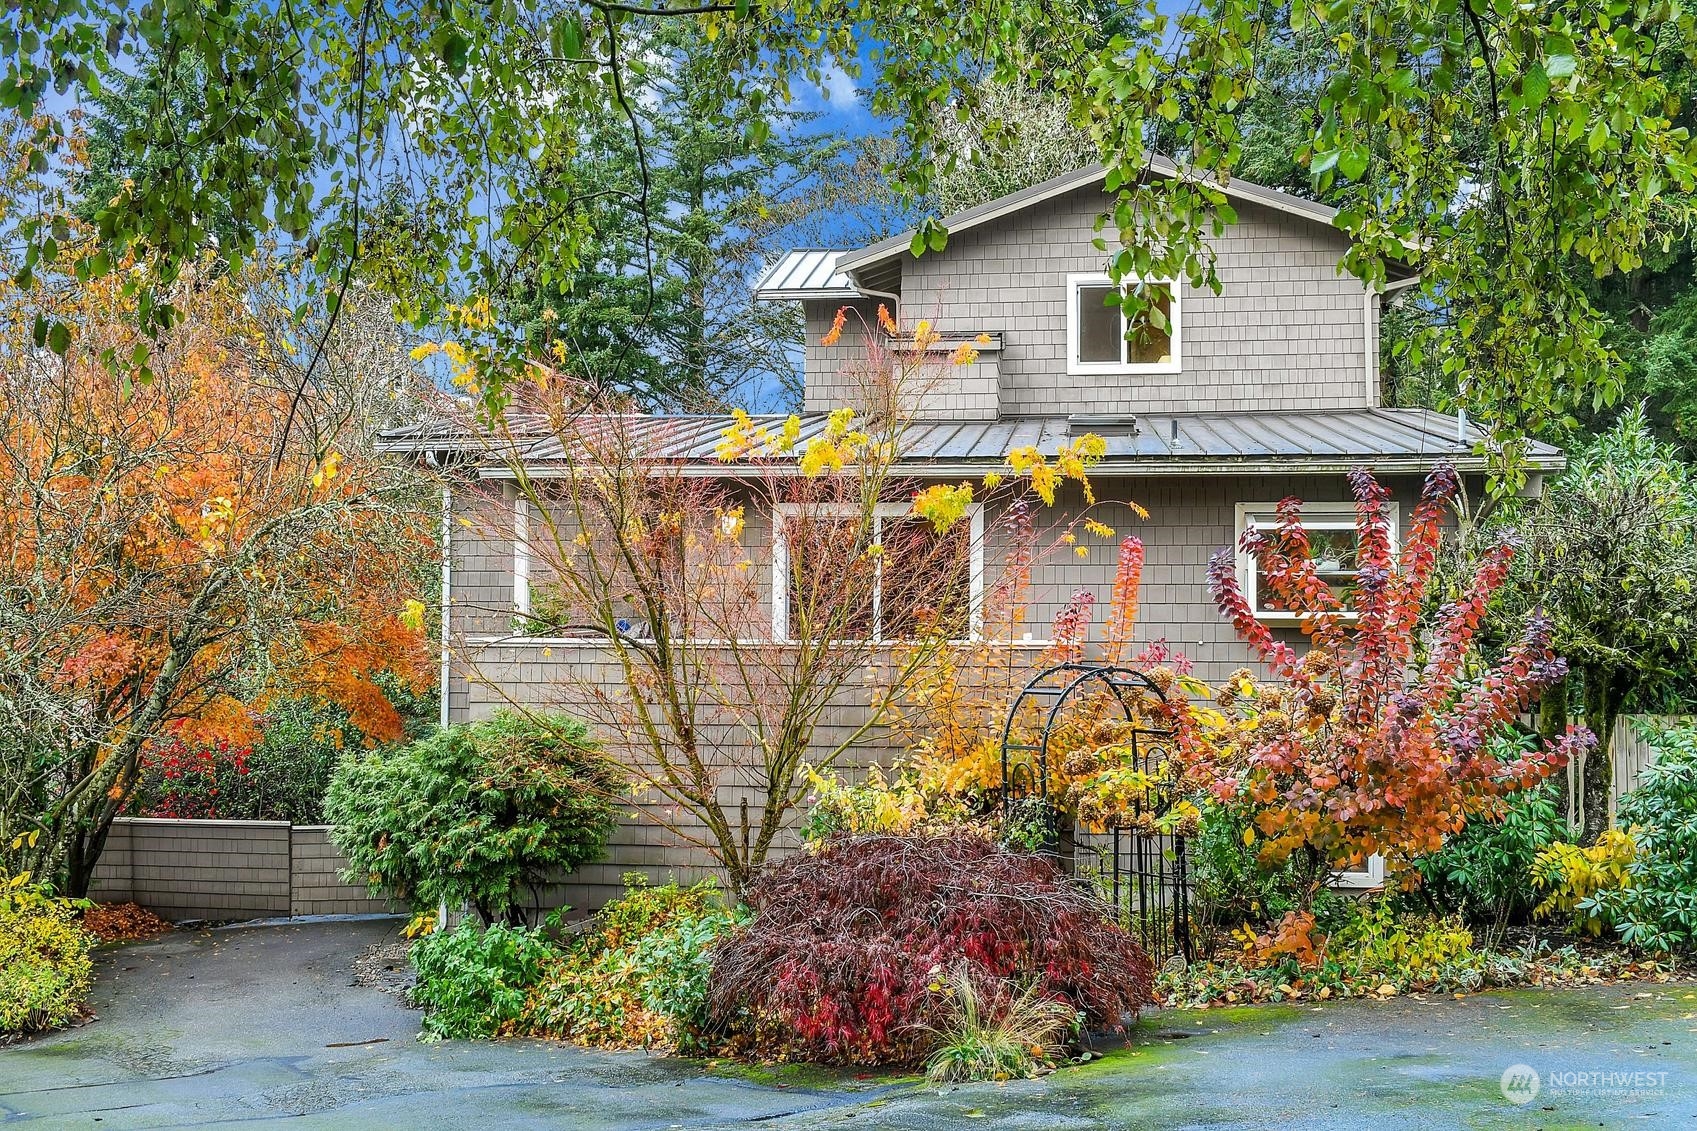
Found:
[426,451,452,732]
[428,455,454,934]
[440,484,452,731]
[848,270,900,322]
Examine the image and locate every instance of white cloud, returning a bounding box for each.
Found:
[817,63,859,107]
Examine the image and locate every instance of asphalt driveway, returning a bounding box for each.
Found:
[3,918,1696,1129]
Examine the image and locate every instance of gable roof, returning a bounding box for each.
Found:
[836,157,1356,279]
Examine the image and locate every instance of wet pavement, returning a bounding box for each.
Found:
[3,918,1695,1128]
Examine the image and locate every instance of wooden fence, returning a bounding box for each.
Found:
[1564,714,1691,829]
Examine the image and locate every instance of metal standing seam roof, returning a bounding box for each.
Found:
[377,408,1565,476]
[752,250,859,300]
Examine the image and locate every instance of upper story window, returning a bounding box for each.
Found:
[772,502,983,643]
[1066,273,1181,376]
[1234,501,1401,624]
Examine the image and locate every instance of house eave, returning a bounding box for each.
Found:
[752,287,862,302]
[476,453,1562,481]
[837,158,1371,277]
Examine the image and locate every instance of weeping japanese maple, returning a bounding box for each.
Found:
[1174,465,1594,890]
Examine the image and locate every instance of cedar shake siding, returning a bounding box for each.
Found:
[443,473,1433,717]
[794,182,1379,420]
[438,472,1435,910]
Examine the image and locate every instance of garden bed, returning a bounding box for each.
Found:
[1159,938,1688,1009]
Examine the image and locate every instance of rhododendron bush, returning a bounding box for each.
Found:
[1174,465,1595,894]
[704,832,1154,1064]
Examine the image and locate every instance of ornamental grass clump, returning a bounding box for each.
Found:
[923,963,1081,1083]
[705,832,1153,1065]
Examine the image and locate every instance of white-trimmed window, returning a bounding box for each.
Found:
[1234,500,1401,624]
[1331,855,1386,891]
[1066,273,1181,376]
[772,502,984,643]
[512,491,532,618]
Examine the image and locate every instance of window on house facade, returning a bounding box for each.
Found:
[773,503,983,642]
[1234,501,1400,623]
[1066,273,1180,375]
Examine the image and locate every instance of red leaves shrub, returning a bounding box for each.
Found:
[705,832,1154,1064]
[1178,464,1593,880]
[132,736,251,819]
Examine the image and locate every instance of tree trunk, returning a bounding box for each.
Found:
[1538,672,1571,829]
[1580,666,1625,845]
[65,825,103,899]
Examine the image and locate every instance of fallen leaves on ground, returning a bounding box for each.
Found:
[1157,948,1689,1009]
[81,902,174,942]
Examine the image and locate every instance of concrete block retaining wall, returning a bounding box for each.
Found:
[90,818,397,921]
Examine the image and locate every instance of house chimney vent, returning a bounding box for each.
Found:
[1067,414,1138,436]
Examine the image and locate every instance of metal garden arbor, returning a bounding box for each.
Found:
[999,660,1194,965]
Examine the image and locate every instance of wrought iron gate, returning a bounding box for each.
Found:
[999,661,1193,966]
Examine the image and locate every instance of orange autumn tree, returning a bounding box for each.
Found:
[0,249,434,894]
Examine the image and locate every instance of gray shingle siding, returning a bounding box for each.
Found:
[801,298,879,413]
[790,185,1375,419]
[801,298,1002,419]
[895,186,1371,417]
[442,469,1436,909]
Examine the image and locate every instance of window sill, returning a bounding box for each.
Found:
[1066,361,1182,377]
[1254,611,1361,626]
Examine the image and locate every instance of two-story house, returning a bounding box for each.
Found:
[386,161,1564,909]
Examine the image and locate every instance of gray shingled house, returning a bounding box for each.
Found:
[387,162,1565,908]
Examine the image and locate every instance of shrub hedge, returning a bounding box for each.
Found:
[327,710,620,925]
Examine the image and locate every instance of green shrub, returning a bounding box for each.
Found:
[408,919,558,1040]
[1328,901,1486,992]
[326,711,620,924]
[1161,899,1488,1005]
[1585,724,1697,952]
[1412,776,1569,936]
[1531,829,1638,935]
[531,876,741,1051]
[241,700,355,824]
[1189,798,1353,948]
[0,878,94,1035]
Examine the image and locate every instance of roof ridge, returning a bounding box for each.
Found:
[837,157,1342,275]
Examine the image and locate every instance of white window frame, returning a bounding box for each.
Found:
[1065,272,1182,376]
[1331,855,1386,891]
[512,491,532,618]
[771,502,985,644]
[1233,500,1401,626]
